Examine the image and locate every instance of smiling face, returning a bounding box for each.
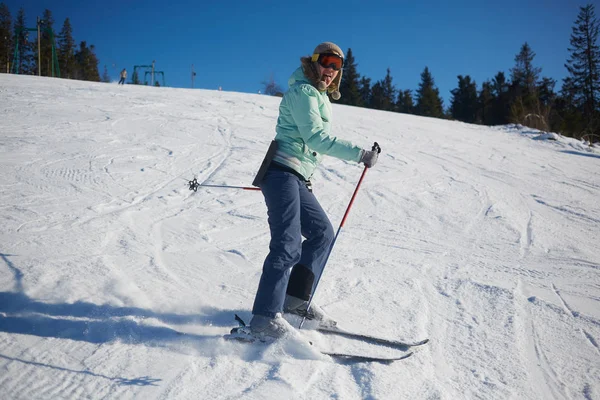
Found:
[317,64,339,88]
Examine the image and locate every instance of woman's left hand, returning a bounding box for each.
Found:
[360,149,379,168]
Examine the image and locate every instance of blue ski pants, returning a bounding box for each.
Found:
[252,168,334,318]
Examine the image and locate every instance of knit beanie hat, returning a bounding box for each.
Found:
[311,42,344,100]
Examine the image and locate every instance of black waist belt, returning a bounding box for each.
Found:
[270,162,310,183]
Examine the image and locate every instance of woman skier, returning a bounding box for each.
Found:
[246,42,379,340]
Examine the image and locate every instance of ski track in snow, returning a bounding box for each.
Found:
[1,75,600,399]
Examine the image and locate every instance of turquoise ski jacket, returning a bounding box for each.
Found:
[272,67,362,180]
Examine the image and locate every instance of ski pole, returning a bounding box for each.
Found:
[188,178,261,192]
[300,142,381,329]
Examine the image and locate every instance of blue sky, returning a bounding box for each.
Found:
[4,0,591,104]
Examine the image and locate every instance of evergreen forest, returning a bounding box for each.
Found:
[337,4,600,141]
[0,5,101,82]
[1,3,598,141]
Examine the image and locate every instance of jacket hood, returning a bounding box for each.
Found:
[288,67,311,88]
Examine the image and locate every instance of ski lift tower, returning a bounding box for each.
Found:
[151,60,155,86]
[144,70,166,87]
[12,16,60,77]
[132,60,158,85]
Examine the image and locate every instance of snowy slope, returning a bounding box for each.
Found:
[1,74,599,400]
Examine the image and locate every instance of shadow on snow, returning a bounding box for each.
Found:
[0,354,162,386]
[560,149,600,159]
[0,252,252,386]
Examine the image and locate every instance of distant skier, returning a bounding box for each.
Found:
[118,68,127,85]
[245,42,379,340]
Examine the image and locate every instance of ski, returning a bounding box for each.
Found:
[316,326,429,350]
[323,351,413,364]
[224,326,412,364]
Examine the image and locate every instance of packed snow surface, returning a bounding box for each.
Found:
[1,75,599,399]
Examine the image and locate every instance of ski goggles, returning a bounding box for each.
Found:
[311,53,344,71]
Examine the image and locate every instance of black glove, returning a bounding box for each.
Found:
[360,149,379,168]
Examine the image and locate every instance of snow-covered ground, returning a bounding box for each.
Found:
[1,74,599,400]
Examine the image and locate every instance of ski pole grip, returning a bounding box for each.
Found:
[372,142,381,154]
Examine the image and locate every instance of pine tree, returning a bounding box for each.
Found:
[511,43,542,98]
[85,43,100,81]
[537,77,557,108]
[491,71,511,124]
[369,68,396,111]
[101,64,110,82]
[369,81,384,109]
[74,41,100,81]
[556,78,584,136]
[450,75,478,123]
[564,3,600,135]
[510,43,550,129]
[39,9,55,77]
[396,90,415,114]
[73,41,86,79]
[359,76,371,109]
[536,77,559,133]
[88,44,100,81]
[13,8,35,74]
[57,18,75,78]
[381,68,396,111]
[477,81,494,125]
[131,68,141,85]
[415,67,444,118]
[338,48,363,106]
[0,2,12,74]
